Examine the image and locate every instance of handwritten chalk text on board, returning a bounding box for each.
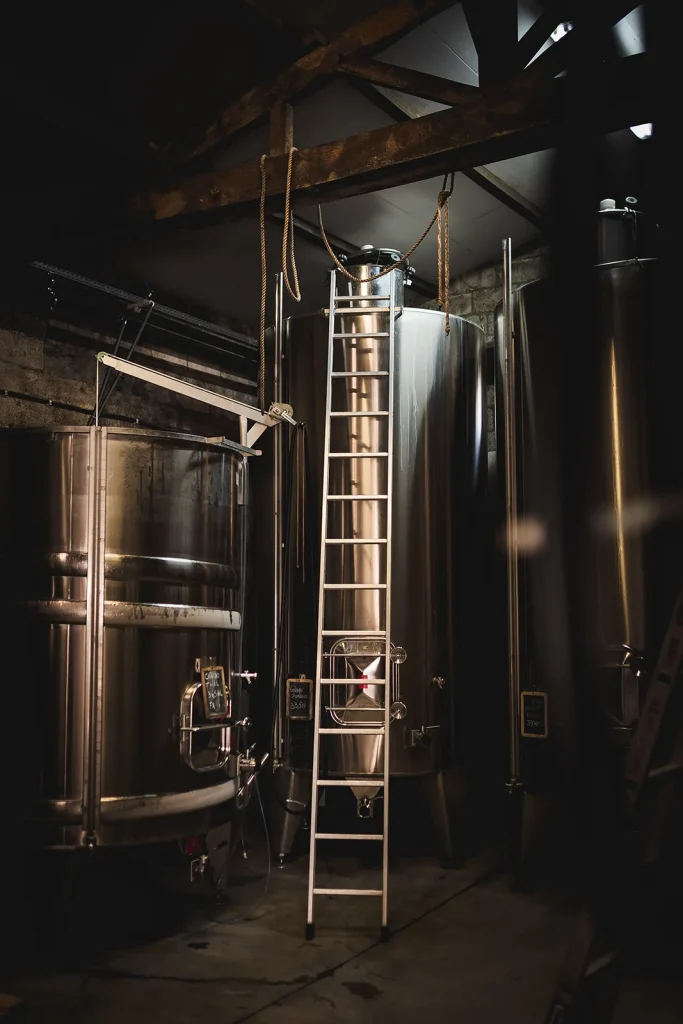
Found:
[286,677,313,720]
[521,690,548,739]
[201,666,229,719]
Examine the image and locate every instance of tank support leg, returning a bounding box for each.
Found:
[422,771,463,869]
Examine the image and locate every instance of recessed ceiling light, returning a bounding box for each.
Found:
[551,22,573,42]
[630,123,653,139]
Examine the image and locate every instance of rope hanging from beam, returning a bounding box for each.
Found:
[259,147,302,411]
[317,171,454,332]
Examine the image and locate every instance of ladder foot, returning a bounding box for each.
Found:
[305,923,315,941]
[380,926,391,942]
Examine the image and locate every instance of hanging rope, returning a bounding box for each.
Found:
[316,172,456,302]
[437,172,455,334]
[281,147,302,302]
[258,147,302,413]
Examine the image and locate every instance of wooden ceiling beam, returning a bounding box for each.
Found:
[349,75,546,230]
[338,57,478,106]
[176,0,456,163]
[133,54,646,223]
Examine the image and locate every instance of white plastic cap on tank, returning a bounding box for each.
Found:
[599,198,617,211]
[361,244,374,250]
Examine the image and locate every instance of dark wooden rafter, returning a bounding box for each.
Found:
[338,57,478,106]
[176,0,457,162]
[133,54,647,222]
[343,73,545,230]
[269,102,294,156]
[343,56,549,230]
[461,167,545,230]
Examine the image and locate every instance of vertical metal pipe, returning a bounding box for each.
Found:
[273,273,284,763]
[82,426,108,845]
[502,238,521,784]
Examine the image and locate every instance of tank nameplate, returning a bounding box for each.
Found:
[286,677,313,720]
[520,691,548,739]
[201,666,229,719]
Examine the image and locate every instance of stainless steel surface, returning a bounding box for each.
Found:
[0,426,244,847]
[273,273,284,764]
[270,765,311,861]
[33,779,239,823]
[493,253,660,781]
[24,601,241,628]
[284,288,488,779]
[502,238,522,785]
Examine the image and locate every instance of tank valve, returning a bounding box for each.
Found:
[407,724,440,748]
[236,670,257,684]
[357,797,374,819]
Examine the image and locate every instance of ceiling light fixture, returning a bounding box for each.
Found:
[551,22,573,42]
[630,123,653,139]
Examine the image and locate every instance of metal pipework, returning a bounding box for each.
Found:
[273,272,285,765]
[82,425,107,846]
[502,238,522,785]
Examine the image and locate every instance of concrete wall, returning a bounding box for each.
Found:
[0,312,255,437]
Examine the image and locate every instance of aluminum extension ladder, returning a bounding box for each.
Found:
[305,268,398,940]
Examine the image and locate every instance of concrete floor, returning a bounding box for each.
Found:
[5,840,683,1023]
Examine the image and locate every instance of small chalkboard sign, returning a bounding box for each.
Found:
[201,666,229,719]
[521,690,548,739]
[286,677,313,721]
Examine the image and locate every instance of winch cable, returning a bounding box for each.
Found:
[258,147,301,412]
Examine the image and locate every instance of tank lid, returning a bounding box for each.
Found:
[599,198,617,211]
[343,245,412,274]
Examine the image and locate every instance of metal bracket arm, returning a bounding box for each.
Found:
[97,352,296,450]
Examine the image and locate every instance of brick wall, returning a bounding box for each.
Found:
[425,245,549,343]
[425,245,549,465]
[0,312,255,437]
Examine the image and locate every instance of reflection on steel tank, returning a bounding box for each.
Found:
[0,427,248,848]
[493,201,665,794]
[256,247,501,863]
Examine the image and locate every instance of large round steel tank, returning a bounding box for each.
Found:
[276,258,493,791]
[493,207,664,795]
[0,427,246,848]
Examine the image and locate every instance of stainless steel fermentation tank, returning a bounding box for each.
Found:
[493,204,663,800]
[263,249,494,862]
[0,427,247,848]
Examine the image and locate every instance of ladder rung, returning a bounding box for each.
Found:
[315,833,383,841]
[314,888,383,896]
[334,295,391,301]
[329,411,389,417]
[319,679,386,685]
[331,371,389,377]
[327,494,388,501]
[316,778,385,786]
[333,332,389,338]
[323,583,386,590]
[326,538,387,544]
[322,630,387,636]
[328,452,388,459]
[325,708,385,716]
[319,727,385,735]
